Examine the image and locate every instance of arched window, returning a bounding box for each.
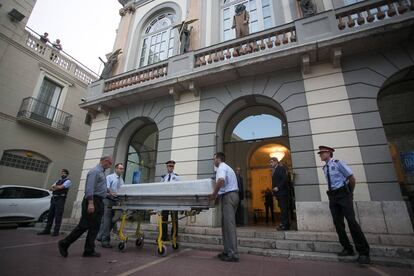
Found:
[124,124,158,184]
[230,114,282,141]
[139,12,177,67]
[222,0,274,41]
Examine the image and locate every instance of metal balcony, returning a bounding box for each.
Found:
[17,97,73,134]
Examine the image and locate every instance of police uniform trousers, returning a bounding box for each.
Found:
[60,196,104,254]
[161,210,178,241]
[328,186,370,256]
[45,195,66,234]
[221,191,239,258]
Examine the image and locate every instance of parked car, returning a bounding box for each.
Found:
[0,185,51,226]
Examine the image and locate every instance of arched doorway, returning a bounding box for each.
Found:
[378,66,414,221]
[217,95,295,227]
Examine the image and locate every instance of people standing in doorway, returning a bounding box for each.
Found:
[58,156,113,258]
[317,146,371,264]
[211,152,240,262]
[98,163,125,248]
[38,169,72,236]
[160,160,181,242]
[264,188,275,224]
[235,166,244,226]
[270,157,290,231]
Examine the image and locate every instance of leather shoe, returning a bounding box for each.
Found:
[337,248,355,257]
[37,230,51,235]
[58,241,68,257]
[51,232,59,237]
[357,255,371,265]
[217,252,227,259]
[219,255,239,262]
[82,251,101,257]
[101,243,113,248]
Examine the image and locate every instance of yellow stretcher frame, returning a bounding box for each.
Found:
[115,208,199,256]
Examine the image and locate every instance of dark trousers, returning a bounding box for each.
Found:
[45,196,66,234]
[60,197,104,253]
[328,188,370,256]
[277,195,290,228]
[265,203,274,223]
[161,210,178,241]
[236,200,243,225]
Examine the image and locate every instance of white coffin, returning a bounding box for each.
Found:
[114,178,216,211]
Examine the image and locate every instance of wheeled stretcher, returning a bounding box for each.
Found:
[112,178,215,256]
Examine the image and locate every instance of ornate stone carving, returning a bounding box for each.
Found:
[119,3,136,16]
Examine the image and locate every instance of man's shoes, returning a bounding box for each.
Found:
[37,230,51,235]
[96,237,102,242]
[217,252,227,259]
[82,251,101,257]
[58,240,68,257]
[101,243,113,248]
[337,248,355,257]
[277,225,289,231]
[357,255,371,265]
[51,232,59,237]
[219,254,239,262]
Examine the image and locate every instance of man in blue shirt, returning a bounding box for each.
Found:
[38,168,72,236]
[318,146,370,265]
[99,163,124,248]
[58,156,112,258]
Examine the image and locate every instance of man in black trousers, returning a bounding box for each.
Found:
[270,157,290,230]
[58,156,113,258]
[38,169,72,236]
[318,145,370,265]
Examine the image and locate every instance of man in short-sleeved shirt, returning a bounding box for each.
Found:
[318,146,370,265]
[211,152,239,262]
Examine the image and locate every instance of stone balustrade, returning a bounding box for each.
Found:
[25,30,98,85]
[336,0,414,30]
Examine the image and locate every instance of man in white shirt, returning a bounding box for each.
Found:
[99,163,124,248]
[211,152,239,262]
[160,160,180,241]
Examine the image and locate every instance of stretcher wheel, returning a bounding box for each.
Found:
[118,242,126,251]
[172,243,179,250]
[135,237,144,248]
[157,245,167,257]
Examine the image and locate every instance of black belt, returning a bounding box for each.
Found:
[327,185,350,196]
[220,190,238,197]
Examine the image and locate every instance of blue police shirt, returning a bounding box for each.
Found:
[323,159,353,190]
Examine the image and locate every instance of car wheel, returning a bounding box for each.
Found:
[39,211,49,223]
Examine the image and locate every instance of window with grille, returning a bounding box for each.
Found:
[0,152,49,173]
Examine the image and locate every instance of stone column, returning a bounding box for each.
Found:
[112,3,136,76]
[187,0,202,51]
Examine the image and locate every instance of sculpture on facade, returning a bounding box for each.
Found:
[232,4,250,38]
[172,19,198,54]
[99,49,122,80]
[298,0,316,18]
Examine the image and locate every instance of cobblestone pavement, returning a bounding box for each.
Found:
[0,228,412,276]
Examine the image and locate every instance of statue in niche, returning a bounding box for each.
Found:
[172,19,198,54]
[99,49,122,80]
[232,4,250,38]
[298,0,316,18]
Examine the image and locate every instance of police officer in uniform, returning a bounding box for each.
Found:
[318,146,370,264]
[38,169,72,236]
[160,160,181,241]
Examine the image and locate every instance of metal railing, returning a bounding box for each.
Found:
[17,97,73,132]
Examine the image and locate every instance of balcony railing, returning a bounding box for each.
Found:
[17,97,73,133]
[25,27,99,85]
[87,0,414,103]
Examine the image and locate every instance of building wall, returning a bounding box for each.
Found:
[0,0,91,218]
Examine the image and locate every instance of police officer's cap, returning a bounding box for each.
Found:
[165,160,176,165]
[317,145,335,154]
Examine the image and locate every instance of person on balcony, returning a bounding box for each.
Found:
[40,32,49,44]
[160,160,181,242]
[53,39,62,51]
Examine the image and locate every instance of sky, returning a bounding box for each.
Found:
[233,115,282,140]
[28,0,122,74]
